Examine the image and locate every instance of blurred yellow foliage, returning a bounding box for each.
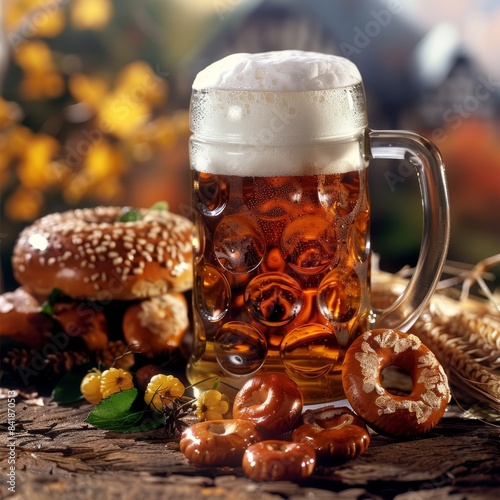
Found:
[14,41,65,99]
[69,61,169,139]
[16,134,60,189]
[5,186,44,221]
[84,139,125,182]
[1,1,190,222]
[4,0,65,39]
[116,62,168,107]
[0,99,22,129]
[69,74,109,111]
[71,0,114,30]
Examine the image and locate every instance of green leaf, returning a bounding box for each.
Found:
[41,288,63,316]
[85,389,165,432]
[118,207,143,222]
[150,201,169,211]
[52,362,95,404]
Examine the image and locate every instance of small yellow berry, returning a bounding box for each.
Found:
[195,389,230,421]
[144,374,185,413]
[100,367,134,398]
[80,372,103,405]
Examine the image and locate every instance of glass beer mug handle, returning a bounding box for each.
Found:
[368,129,451,331]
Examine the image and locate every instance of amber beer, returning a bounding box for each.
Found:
[187,51,450,403]
[189,162,371,401]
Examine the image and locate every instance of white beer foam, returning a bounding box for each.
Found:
[190,51,367,176]
[193,51,362,91]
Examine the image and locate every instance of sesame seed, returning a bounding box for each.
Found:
[48,257,56,265]
[90,273,100,281]
[113,257,123,266]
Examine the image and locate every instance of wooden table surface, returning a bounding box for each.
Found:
[1,393,499,500]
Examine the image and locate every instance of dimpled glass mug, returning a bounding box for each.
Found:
[187,51,450,403]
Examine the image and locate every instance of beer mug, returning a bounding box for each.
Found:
[187,51,450,403]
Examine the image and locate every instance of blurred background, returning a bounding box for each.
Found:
[1,0,499,293]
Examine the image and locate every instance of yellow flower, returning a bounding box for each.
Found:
[144,374,185,413]
[16,133,60,189]
[115,61,168,108]
[69,73,108,111]
[83,140,125,182]
[195,389,230,421]
[100,368,134,399]
[80,372,103,405]
[13,41,64,99]
[4,0,65,38]
[5,186,44,221]
[71,0,113,30]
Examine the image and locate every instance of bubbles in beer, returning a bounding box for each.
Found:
[195,264,230,321]
[317,267,361,323]
[214,322,267,375]
[243,176,297,245]
[214,215,266,273]
[318,171,361,217]
[245,273,303,326]
[281,324,339,378]
[194,171,229,216]
[280,216,337,274]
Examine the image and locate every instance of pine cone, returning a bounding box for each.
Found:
[45,350,90,375]
[97,340,135,370]
[1,346,90,389]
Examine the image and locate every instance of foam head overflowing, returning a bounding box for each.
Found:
[190,51,368,176]
[193,50,362,91]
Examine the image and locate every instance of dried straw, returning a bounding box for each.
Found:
[372,254,500,414]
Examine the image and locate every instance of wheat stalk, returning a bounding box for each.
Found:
[373,254,500,413]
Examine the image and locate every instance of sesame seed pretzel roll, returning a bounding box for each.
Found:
[0,287,53,348]
[122,293,189,356]
[12,206,193,301]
